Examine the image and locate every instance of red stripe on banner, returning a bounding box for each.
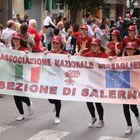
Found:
[31,67,40,83]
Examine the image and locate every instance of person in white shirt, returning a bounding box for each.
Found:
[2,20,16,48]
[44,10,57,29]
[0,24,5,46]
[93,18,109,47]
[87,19,94,38]
[57,21,67,47]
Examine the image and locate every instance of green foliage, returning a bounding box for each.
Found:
[129,0,137,9]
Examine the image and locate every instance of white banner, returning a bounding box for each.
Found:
[0,47,140,104]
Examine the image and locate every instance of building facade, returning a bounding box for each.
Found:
[104,0,126,20]
[1,0,140,28]
[105,0,140,20]
[0,0,12,25]
[0,0,58,29]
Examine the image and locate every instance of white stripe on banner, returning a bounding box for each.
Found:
[0,125,14,133]
[27,129,70,140]
[98,136,130,140]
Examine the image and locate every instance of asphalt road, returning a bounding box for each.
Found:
[0,95,140,140]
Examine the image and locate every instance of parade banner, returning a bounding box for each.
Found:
[0,47,140,104]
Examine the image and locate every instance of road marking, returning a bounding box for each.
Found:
[27,129,70,140]
[98,136,130,140]
[0,125,14,133]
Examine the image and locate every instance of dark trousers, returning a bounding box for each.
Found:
[48,99,61,117]
[44,25,55,29]
[123,104,139,126]
[86,102,104,120]
[47,43,52,51]
[14,96,31,114]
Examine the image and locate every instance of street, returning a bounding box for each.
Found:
[0,96,140,140]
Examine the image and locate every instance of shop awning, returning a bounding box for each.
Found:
[52,0,56,10]
[44,0,56,10]
[44,0,50,10]
[24,0,32,10]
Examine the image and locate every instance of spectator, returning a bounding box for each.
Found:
[23,14,29,24]
[2,20,16,48]
[116,16,123,28]
[16,14,23,24]
[107,29,123,56]
[76,24,92,55]
[87,19,94,38]
[28,19,44,52]
[71,23,81,55]
[20,23,35,51]
[44,10,57,29]
[0,24,5,46]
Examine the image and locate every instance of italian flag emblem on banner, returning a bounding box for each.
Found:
[15,64,40,83]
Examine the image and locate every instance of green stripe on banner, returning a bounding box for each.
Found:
[15,64,23,80]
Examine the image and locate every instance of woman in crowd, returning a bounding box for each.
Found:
[20,23,35,51]
[65,23,73,54]
[123,25,140,50]
[28,19,44,52]
[71,23,81,55]
[78,38,108,128]
[122,41,140,134]
[11,32,33,121]
[46,35,67,124]
[107,29,123,56]
[76,24,92,55]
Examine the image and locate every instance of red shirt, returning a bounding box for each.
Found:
[28,26,43,52]
[76,35,92,54]
[123,36,140,48]
[83,51,108,58]
[13,45,29,51]
[18,46,29,51]
[50,50,68,54]
[72,32,81,39]
[107,41,123,56]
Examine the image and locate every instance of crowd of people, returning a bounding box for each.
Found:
[1,11,140,135]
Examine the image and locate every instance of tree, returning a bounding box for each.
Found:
[128,0,137,7]
[62,0,107,24]
[127,0,138,16]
